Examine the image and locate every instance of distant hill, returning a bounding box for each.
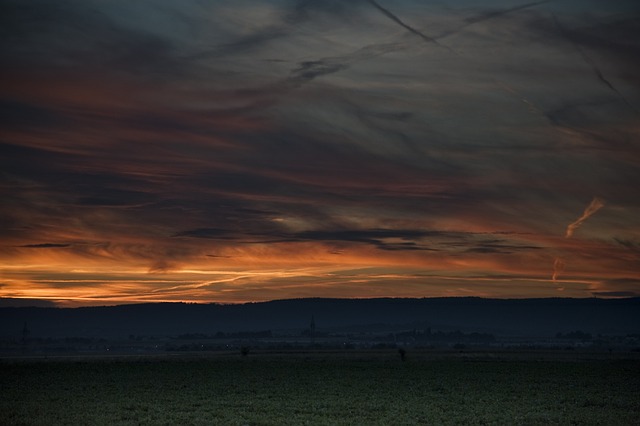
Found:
[1,297,639,339]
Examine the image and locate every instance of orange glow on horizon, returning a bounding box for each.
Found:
[3,1,639,306]
[3,230,638,306]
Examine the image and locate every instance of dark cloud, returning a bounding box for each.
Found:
[173,228,239,240]
[556,15,640,87]
[18,243,71,249]
[287,228,438,251]
[427,0,552,42]
[0,100,65,129]
[464,1,551,25]
[290,60,349,83]
[173,226,542,254]
[289,0,361,20]
[1,0,639,303]
[148,260,179,274]
[614,239,640,251]
[366,0,450,51]
[589,279,640,299]
[282,42,410,91]
[206,27,289,57]
[465,241,542,255]
[551,14,638,113]
[592,291,639,298]
[520,10,640,103]
[0,298,58,307]
[295,228,439,242]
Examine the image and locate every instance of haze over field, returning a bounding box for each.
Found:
[1,0,639,306]
[2,298,639,339]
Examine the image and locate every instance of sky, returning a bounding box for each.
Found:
[1,0,639,307]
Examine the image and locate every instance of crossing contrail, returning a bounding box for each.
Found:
[366,0,454,52]
[553,15,639,115]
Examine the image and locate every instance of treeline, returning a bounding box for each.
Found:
[392,329,496,343]
[176,330,273,340]
[556,330,592,340]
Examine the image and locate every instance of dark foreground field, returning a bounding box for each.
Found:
[1,351,639,425]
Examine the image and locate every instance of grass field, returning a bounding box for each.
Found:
[1,351,639,425]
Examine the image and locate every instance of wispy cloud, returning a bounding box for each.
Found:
[552,14,639,115]
[366,0,452,51]
[565,197,605,239]
[552,197,605,282]
[1,0,639,304]
[18,243,71,249]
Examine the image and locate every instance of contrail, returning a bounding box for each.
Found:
[553,15,639,114]
[552,197,605,281]
[551,257,565,282]
[464,0,551,24]
[565,197,605,238]
[434,0,551,40]
[366,0,454,53]
[498,82,545,115]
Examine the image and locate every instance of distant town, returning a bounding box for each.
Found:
[1,297,639,356]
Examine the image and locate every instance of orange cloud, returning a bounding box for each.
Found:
[565,197,605,238]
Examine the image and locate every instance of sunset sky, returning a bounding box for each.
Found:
[1,0,639,306]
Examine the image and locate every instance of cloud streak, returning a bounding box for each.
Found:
[552,14,639,115]
[565,197,605,239]
[553,197,605,282]
[366,0,452,51]
[1,0,639,305]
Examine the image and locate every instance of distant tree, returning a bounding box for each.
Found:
[240,346,250,357]
[398,348,406,362]
[310,315,316,344]
[21,322,30,353]
[556,330,592,340]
